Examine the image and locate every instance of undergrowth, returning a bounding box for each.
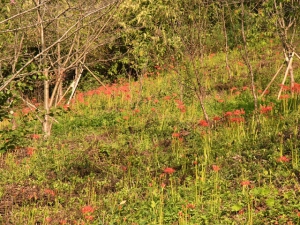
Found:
[0,46,300,225]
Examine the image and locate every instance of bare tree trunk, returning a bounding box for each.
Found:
[35,0,51,137]
[241,1,258,111]
[221,4,232,78]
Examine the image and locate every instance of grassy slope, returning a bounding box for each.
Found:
[1,41,300,225]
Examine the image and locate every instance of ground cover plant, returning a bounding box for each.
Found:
[0,39,300,225]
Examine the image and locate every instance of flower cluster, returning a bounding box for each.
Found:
[224,109,245,123]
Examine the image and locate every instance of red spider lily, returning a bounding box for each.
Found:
[242,86,249,91]
[225,111,233,117]
[177,104,185,110]
[63,104,70,111]
[186,203,196,209]
[44,189,56,197]
[172,132,181,138]
[198,120,209,127]
[175,99,184,105]
[153,99,159,103]
[59,220,67,225]
[31,134,40,140]
[217,99,224,103]
[119,85,130,93]
[180,108,186,113]
[233,109,245,116]
[81,205,95,214]
[154,65,162,70]
[277,156,290,163]
[237,61,244,66]
[230,117,245,123]
[213,116,221,121]
[161,183,166,188]
[125,94,131,100]
[123,116,129,120]
[163,167,176,174]
[76,92,85,103]
[230,87,238,92]
[85,90,95,96]
[279,94,289,99]
[240,180,251,186]
[22,107,33,115]
[85,215,94,221]
[292,83,300,93]
[120,166,127,172]
[151,108,156,112]
[164,96,171,101]
[26,147,34,156]
[133,108,140,113]
[212,165,220,172]
[279,84,290,91]
[260,105,272,114]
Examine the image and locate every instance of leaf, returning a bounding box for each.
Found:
[151,200,156,208]
[231,204,243,212]
[119,200,126,205]
[266,198,275,208]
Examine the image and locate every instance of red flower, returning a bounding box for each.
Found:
[172,132,181,138]
[212,165,220,172]
[22,107,33,115]
[186,203,196,209]
[63,104,70,110]
[198,119,209,127]
[279,94,289,99]
[230,87,238,92]
[260,105,272,114]
[225,111,233,117]
[133,108,140,113]
[59,220,67,225]
[279,84,290,91]
[26,147,34,156]
[163,167,176,174]
[277,156,290,163]
[44,188,55,197]
[240,180,251,186]
[81,205,95,214]
[164,96,171,101]
[84,215,94,221]
[233,109,245,116]
[292,83,300,93]
[31,134,40,140]
[230,117,245,123]
[120,166,127,172]
[213,116,221,121]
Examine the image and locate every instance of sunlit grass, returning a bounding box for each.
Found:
[1,45,300,224]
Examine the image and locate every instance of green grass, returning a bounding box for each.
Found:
[1,44,300,225]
